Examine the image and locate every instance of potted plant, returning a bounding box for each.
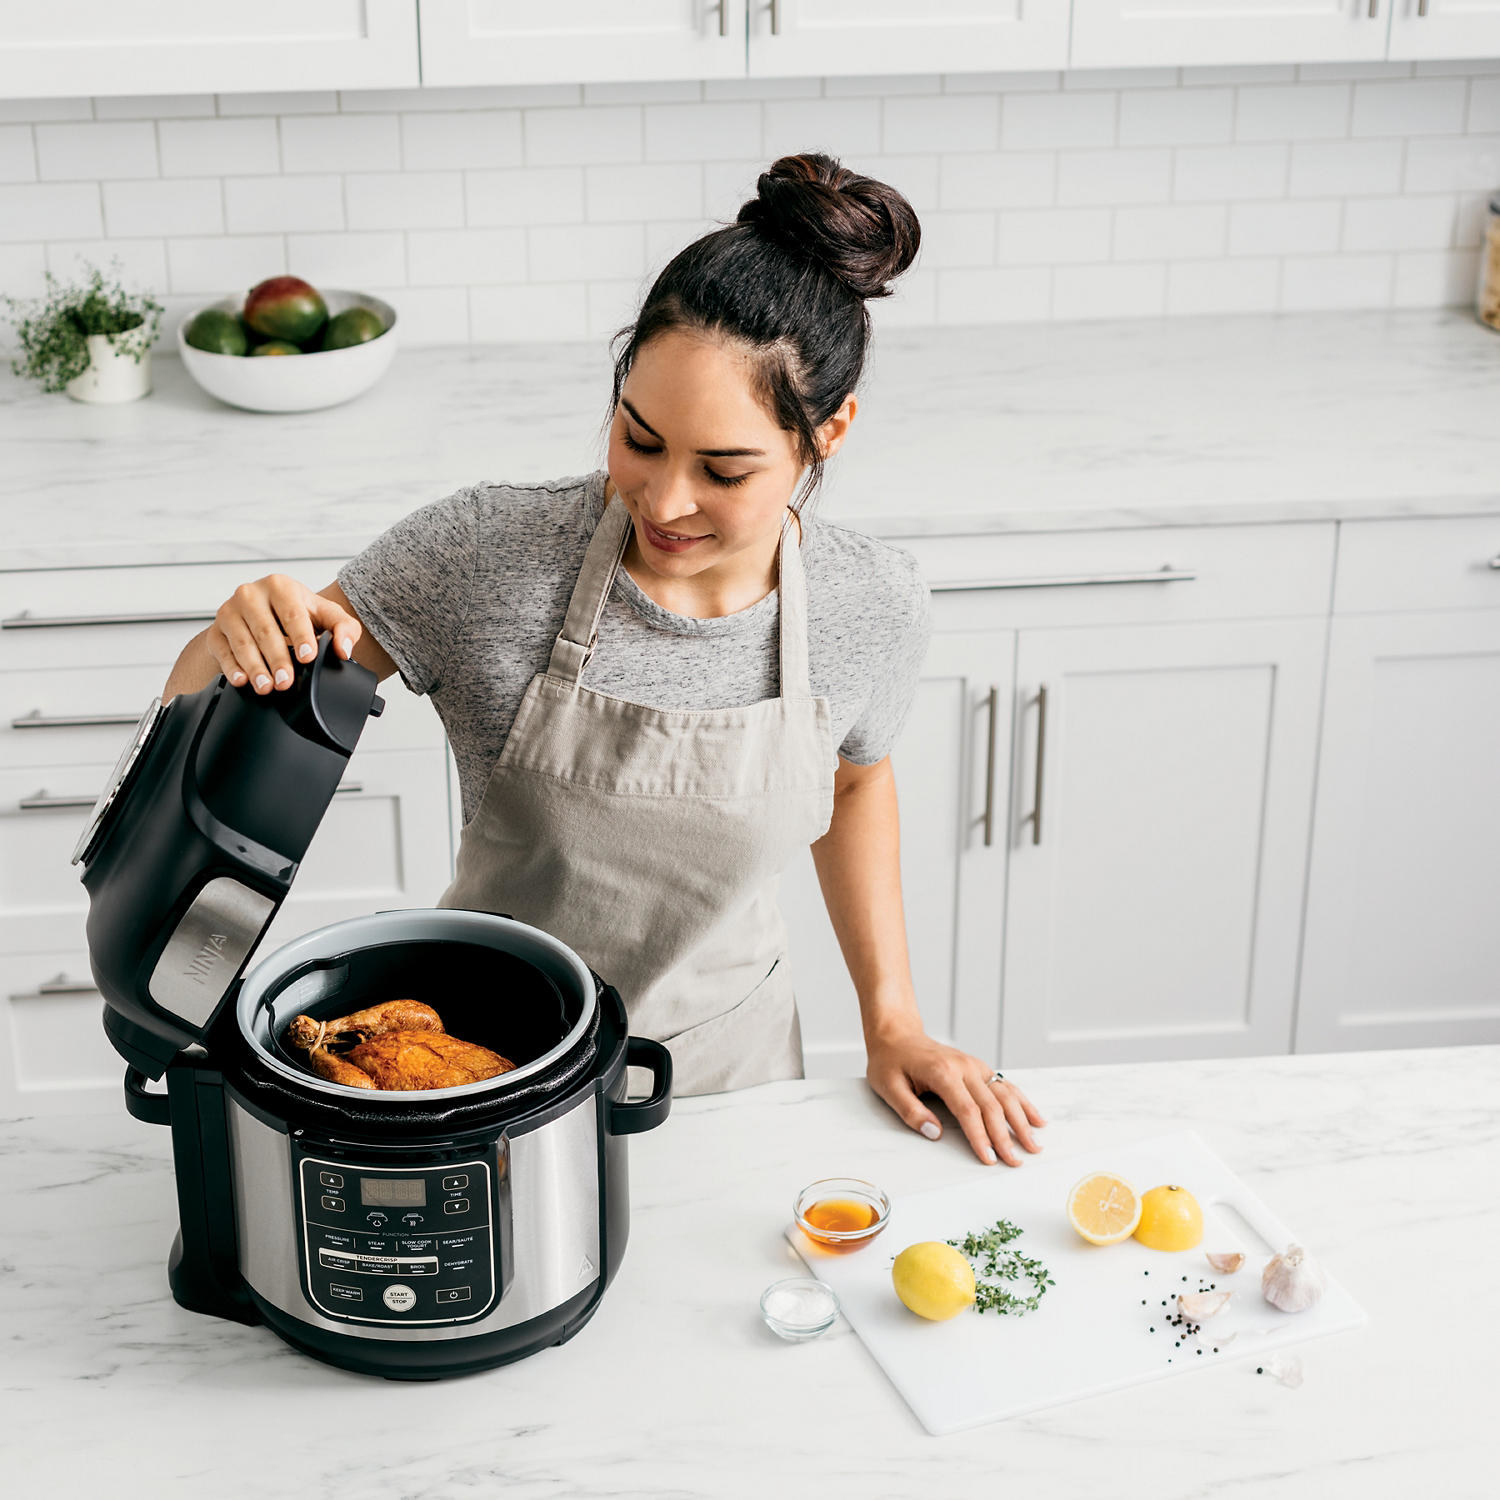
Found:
[2,261,163,403]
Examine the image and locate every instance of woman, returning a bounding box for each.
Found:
[164,153,1046,1168]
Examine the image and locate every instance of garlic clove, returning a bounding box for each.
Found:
[1206,1251,1245,1274]
[1262,1353,1304,1388]
[1177,1289,1231,1319]
[1261,1243,1326,1313]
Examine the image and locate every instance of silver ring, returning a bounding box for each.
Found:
[987,1069,1004,1084]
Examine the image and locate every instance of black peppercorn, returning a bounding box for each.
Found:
[1149,1326,1154,1332]
[1256,1366,1263,1374]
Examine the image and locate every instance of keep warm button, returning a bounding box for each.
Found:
[435,1286,471,1304]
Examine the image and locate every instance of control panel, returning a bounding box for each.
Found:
[295,1152,498,1325]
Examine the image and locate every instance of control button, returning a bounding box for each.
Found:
[381,1284,417,1313]
[328,1283,363,1303]
[318,1171,344,1190]
[318,1249,355,1270]
[442,1174,469,1192]
[362,1238,394,1255]
[357,1256,398,1275]
[365,1212,389,1228]
[443,1198,469,1215]
[320,1195,345,1214]
[435,1286,471,1304]
[319,1231,356,1251]
[401,1212,424,1228]
[400,1257,438,1276]
[397,1238,435,1255]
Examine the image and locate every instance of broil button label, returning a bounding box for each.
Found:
[381,1284,417,1313]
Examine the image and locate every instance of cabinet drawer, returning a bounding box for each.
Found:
[908,522,1335,632]
[0,557,349,670]
[1334,517,1500,614]
[0,659,444,769]
[1,947,123,1112]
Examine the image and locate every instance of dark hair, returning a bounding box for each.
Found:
[601,152,921,514]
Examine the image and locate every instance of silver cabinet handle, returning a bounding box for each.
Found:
[10,975,99,1000]
[931,566,1196,593]
[2,609,215,630]
[334,781,363,795]
[1023,685,1048,847]
[11,709,142,730]
[708,0,729,35]
[1488,554,1500,570]
[768,0,781,35]
[1418,0,1428,13]
[19,791,97,810]
[1369,0,1379,16]
[981,685,999,848]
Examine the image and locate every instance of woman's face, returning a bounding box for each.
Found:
[607,328,850,584]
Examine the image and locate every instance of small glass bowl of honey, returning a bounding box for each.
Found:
[793,1176,890,1254]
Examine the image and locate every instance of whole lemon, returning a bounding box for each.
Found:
[1133,1184,1204,1251]
[891,1241,976,1321]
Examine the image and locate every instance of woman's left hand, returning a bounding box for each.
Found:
[866,1023,1047,1166]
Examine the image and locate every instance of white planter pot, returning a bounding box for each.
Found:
[65,333,152,404]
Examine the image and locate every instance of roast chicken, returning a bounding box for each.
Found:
[285,999,515,1091]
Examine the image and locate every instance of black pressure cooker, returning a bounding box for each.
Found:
[72,634,671,1380]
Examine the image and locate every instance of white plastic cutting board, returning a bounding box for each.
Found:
[786,1129,1366,1435]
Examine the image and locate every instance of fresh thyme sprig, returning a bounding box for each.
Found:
[946,1218,1055,1315]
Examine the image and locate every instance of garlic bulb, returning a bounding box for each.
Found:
[1261,1244,1326,1313]
[1205,1251,1245,1274]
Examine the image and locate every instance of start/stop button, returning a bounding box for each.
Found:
[381,1284,417,1313]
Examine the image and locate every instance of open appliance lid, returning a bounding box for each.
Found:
[77,632,384,1079]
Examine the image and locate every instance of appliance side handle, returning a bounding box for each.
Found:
[606,1037,673,1136]
[123,1065,172,1126]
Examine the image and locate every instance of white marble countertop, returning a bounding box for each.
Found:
[3,307,1500,573]
[2,1041,1492,1498]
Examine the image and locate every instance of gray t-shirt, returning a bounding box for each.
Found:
[338,468,932,823]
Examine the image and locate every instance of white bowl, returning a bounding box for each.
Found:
[177,288,398,413]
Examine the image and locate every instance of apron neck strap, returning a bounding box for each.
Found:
[548,493,814,701]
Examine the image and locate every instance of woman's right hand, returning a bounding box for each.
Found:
[207,574,363,693]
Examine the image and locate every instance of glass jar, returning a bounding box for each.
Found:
[1479,191,1500,333]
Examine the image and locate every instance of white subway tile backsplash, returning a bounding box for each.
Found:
[1341,194,1457,254]
[585,162,702,223]
[527,106,642,166]
[103,179,222,238]
[401,111,524,171]
[1056,148,1170,205]
[285,232,406,288]
[882,95,998,154]
[224,175,344,234]
[1228,198,1341,256]
[2,66,1494,343]
[468,166,585,226]
[1166,258,1280,316]
[46,239,166,292]
[346,171,463,230]
[160,118,278,178]
[1173,143,1287,202]
[0,126,35,184]
[0,183,102,242]
[1112,204,1227,262]
[998,207,1111,265]
[1235,84,1349,143]
[1280,253,1393,310]
[1351,79,1466,139]
[646,102,761,163]
[409,228,526,286]
[166,235,285,295]
[36,122,156,181]
[1052,261,1165,319]
[280,114,400,174]
[0,243,47,302]
[1288,139,1402,199]
[1120,88,1232,148]
[1002,91,1116,150]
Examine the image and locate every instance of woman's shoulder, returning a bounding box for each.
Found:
[805,515,929,620]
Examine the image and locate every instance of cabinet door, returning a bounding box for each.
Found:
[0,0,419,100]
[419,0,748,86]
[781,631,1013,1076]
[1001,619,1325,1068]
[1297,611,1500,1053]
[1389,0,1500,60]
[749,0,1068,76]
[1070,0,1389,69]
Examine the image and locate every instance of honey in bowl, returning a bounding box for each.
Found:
[802,1195,883,1253]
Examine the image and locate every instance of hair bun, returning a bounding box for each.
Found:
[735,152,920,300]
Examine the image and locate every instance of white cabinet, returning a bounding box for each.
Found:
[1000,618,1326,1068]
[748,0,1069,78]
[418,0,748,87]
[0,0,419,100]
[1389,0,1500,61]
[783,631,1014,1076]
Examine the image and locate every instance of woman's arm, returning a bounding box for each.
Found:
[163,579,397,701]
[809,754,1046,1166]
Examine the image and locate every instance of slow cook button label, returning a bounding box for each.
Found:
[397,1238,435,1255]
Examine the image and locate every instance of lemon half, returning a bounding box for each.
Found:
[1066,1172,1142,1245]
[1133,1184,1204,1251]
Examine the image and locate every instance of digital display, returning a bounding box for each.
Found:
[359,1177,426,1208]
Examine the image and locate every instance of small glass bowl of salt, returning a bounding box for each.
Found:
[760,1277,841,1341]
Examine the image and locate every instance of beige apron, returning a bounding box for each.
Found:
[438,490,837,1097]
